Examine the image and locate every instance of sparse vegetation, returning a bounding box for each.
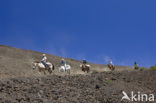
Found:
[150,66,156,70]
[140,67,147,70]
[107,80,113,84]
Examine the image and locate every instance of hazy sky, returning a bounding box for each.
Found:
[0,0,156,67]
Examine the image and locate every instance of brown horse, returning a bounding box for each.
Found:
[134,64,139,70]
[80,64,90,73]
[108,64,115,71]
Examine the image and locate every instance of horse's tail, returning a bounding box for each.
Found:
[52,64,55,70]
[87,66,90,73]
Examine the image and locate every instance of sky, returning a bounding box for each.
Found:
[0,0,156,67]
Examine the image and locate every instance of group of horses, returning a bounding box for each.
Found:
[32,61,115,75]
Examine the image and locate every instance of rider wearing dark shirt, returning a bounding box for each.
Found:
[61,58,66,66]
[82,59,87,65]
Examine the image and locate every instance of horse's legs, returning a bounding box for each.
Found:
[43,68,46,75]
[113,66,115,71]
[39,68,41,72]
[44,71,46,75]
[47,68,50,74]
[108,65,114,71]
[50,69,52,74]
[68,70,70,75]
[84,69,86,72]
[59,68,62,72]
[49,68,52,74]
[110,67,112,71]
[87,67,89,73]
[52,65,55,70]
[82,68,85,72]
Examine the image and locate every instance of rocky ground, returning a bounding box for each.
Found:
[0,70,155,103]
[0,45,155,103]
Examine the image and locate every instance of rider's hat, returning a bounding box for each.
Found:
[43,54,46,56]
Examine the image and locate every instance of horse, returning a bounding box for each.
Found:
[134,65,139,70]
[108,64,115,71]
[80,64,90,73]
[32,61,55,74]
[59,65,71,74]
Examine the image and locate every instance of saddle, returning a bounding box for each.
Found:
[82,64,87,68]
[41,61,49,68]
[108,64,113,68]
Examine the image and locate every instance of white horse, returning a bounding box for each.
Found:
[59,65,71,74]
[32,61,55,74]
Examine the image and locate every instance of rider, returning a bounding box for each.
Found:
[41,54,47,68]
[82,59,87,66]
[108,61,114,68]
[134,61,139,69]
[61,58,66,70]
[109,61,113,66]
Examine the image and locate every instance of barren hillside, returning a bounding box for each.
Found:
[0,45,132,79]
[1,45,155,103]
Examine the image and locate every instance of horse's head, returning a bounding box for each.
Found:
[80,64,86,68]
[32,62,38,70]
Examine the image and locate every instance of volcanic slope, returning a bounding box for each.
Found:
[0,45,132,79]
[0,45,155,103]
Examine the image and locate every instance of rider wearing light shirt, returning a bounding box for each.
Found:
[41,54,47,67]
[109,61,114,66]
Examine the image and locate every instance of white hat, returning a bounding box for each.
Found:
[43,54,46,56]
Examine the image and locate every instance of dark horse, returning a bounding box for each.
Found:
[134,65,139,70]
[80,64,90,73]
[108,64,115,71]
[134,62,139,70]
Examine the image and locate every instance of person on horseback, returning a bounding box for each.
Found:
[82,59,87,65]
[109,61,113,65]
[61,58,66,66]
[108,61,115,70]
[134,61,139,69]
[61,58,67,71]
[81,59,90,72]
[41,54,47,68]
[82,59,88,68]
[108,61,114,67]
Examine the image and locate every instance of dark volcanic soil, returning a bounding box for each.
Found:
[0,70,155,103]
